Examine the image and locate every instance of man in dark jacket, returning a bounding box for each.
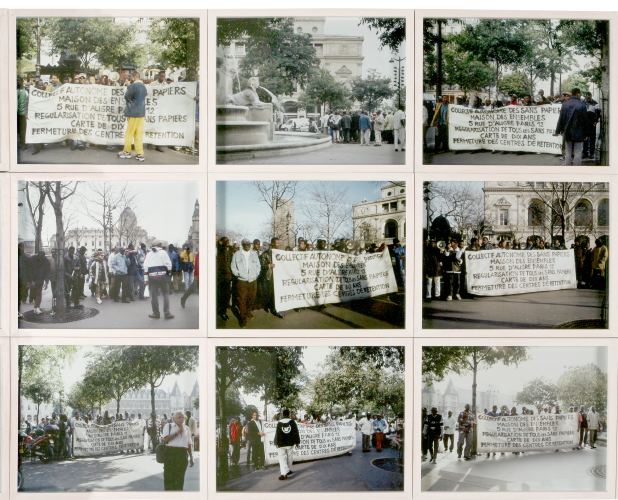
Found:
[423,407,443,464]
[29,251,51,315]
[350,112,360,142]
[274,409,301,480]
[247,411,266,470]
[216,237,233,321]
[423,240,441,299]
[583,91,601,159]
[341,112,352,143]
[554,88,588,166]
[259,237,284,318]
[118,71,148,162]
[64,246,82,308]
[76,247,88,300]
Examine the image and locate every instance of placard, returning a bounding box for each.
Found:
[73,420,145,457]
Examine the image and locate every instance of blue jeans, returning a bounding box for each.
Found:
[183,270,194,291]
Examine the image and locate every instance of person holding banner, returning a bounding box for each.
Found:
[374,414,388,453]
[430,96,450,153]
[161,411,195,491]
[259,238,285,319]
[274,409,301,480]
[554,88,588,166]
[457,404,474,461]
[357,412,373,452]
[118,71,147,162]
[230,238,261,328]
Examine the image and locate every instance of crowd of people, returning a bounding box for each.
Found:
[216,235,405,327]
[17,68,199,159]
[312,108,406,150]
[423,236,608,300]
[424,88,600,165]
[422,403,605,464]
[17,240,198,320]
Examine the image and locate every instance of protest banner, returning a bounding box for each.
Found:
[448,104,563,154]
[272,249,398,312]
[25,83,197,147]
[465,249,577,296]
[72,420,144,457]
[477,412,578,453]
[263,418,357,465]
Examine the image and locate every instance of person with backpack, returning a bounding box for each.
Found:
[274,409,301,480]
[161,411,194,490]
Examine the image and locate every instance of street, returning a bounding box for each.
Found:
[424,150,598,166]
[220,433,403,492]
[19,285,199,329]
[422,438,606,492]
[20,450,200,492]
[224,140,406,165]
[217,290,405,329]
[423,289,606,329]
[17,142,199,165]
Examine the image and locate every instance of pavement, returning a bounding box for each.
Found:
[422,439,607,492]
[424,150,600,166]
[423,289,606,329]
[219,433,403,492]
[217,289,405,329]
[18,284,199,330]
[21,450,200,492]
[224,140,406,165]
[17,142,199,165]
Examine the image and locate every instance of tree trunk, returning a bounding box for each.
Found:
[471,354,478,456]
[150,381,158,450]
[218,380,229,480]
[600,20,609,166]
[54,206,67,315]
[436,21,443,100]
[550,71,555,96]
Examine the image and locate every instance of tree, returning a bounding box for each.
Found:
[66,380,100,416]
[81,370,112,415]
[21,181,48,254]
[217,18,281,46]
[251,181,299,243]
[23,376,55,425]
[555,364,607,414]
[300,182,351,249]
[531,20,577,96]
[149,18,200,72]
[359,18,406,53]
[238,19,319,96]
[335,346,405,372]
[45,181,79,315]
[561,72,590,94]
[298,68,349,115]
[498,72,529,97]
[429,182,484,242]
[17,18,39,60]
[515,378,559,408]
[442,43,493,97]
[349,69,393,112]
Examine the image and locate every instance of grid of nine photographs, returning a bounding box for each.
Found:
[0,7,615,500]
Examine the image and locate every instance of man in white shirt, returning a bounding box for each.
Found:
[393,107,406,152]
[443,411,457,452]
[374,414,388,453]
[357,412,373,452]
[161,411,195,491]
[135,413,147,453]
[588,406,600,449]
[107,246,119,299]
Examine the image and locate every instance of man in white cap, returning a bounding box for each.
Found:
[143,239,173,319]
[230,238,261,328]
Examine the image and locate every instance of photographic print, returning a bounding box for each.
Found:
[215,345,404,492]
[422,180,609,329]
[422,18,609,166]
[216,180,406,329]
[18,344,200,492]
[17,180,199,329]
[215,16,407,165]
[16,17,200,165]
[421,345,609,492]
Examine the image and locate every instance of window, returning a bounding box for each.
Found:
[312,27,318,33]
[598,199,609,226]
[382,203,389,212]
[528,200,544,226]
[314,44,323,55]
[390,202,397,211]
[401,200,406,207]
[574,201,592,227]
[499,209,509,226]
[384,220,398,238]
[400,188,405,193]
[297,27,302,33]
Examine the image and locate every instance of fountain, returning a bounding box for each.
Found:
[216,47,332,162]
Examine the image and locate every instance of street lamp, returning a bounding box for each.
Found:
[389,56,406,109]
[33,18,41,79]
[423,182,432,240]
[286,212,292,248]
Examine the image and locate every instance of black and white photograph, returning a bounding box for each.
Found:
[16,17,200,165]
[17,180,199,329]
[422,180,609,329]
[215,345,405,491]
[421,345,610,492]
[18,343,200,492]
[422,18,609,166]
[215,16,407,165]
[216,180,406,329]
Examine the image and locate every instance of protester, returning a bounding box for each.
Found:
[230,238,261,328]
[259,237,285,318]
[111,247,131,303]
[179,244,196,292]
[578,405,588,449]
[588,406,599,448]
[247,411,266,469]
[359,111,372,146]
[89,250,109,304]
[431,96,450,152]
[180,252,199,308]
[443,410,456,453]
[217,237,233,321]
[554,87,588,166]
[274,409,301,480]
[143,239,174,319]
[583,92,600,160]
[28,250,51,315]
[423,407,443,464]
[457,404,474,460]
[373,110,385,146]
[591,238,608,290]
[161,411,194,490]
[393,106,406,152]
[229,417,242,466]
[118,71,147,161]
[357,412,373,453]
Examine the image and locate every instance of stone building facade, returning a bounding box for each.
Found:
[422,380,516,417]
[352,182,406,247]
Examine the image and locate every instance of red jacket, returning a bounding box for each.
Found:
[194,253,199,280]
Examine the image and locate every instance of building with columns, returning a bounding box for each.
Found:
[352,182,406,248]
[422,380,516,417]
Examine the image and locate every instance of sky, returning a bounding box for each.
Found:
[422,181,484,229]
[18,181,199,249]
[216,180,391,241]
[58,345,199,401]
[425,346,608,398]
[323,18,406,80]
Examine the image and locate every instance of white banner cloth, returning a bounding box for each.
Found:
[477,412,578,453]
[272,249,397,312]
[26,83,196,146]
[263,418,357,465]
[73,420,144,457]
[465,249,577,296]
[448,104,563,154]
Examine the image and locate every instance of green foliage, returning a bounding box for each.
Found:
[23,376,55,422]
[243,404,260,420]
[498,72,529,97]
[515,377,559,407]
[335,346,405,371]
[217,18,281,46]
[66,380,101,415]
[442,42,493,95]
[17,18,39,60]
[193,395,199,410]
[149,18,200,71]
[555,364,607,414]
[359,18,406,53]
[349,69,393,112]
[561,72,590,94]
[19,345,78,387]
[298,68,348,113]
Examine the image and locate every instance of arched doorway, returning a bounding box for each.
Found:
[384,220,398,239]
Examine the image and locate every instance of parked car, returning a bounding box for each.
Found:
[281,118,310,132]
